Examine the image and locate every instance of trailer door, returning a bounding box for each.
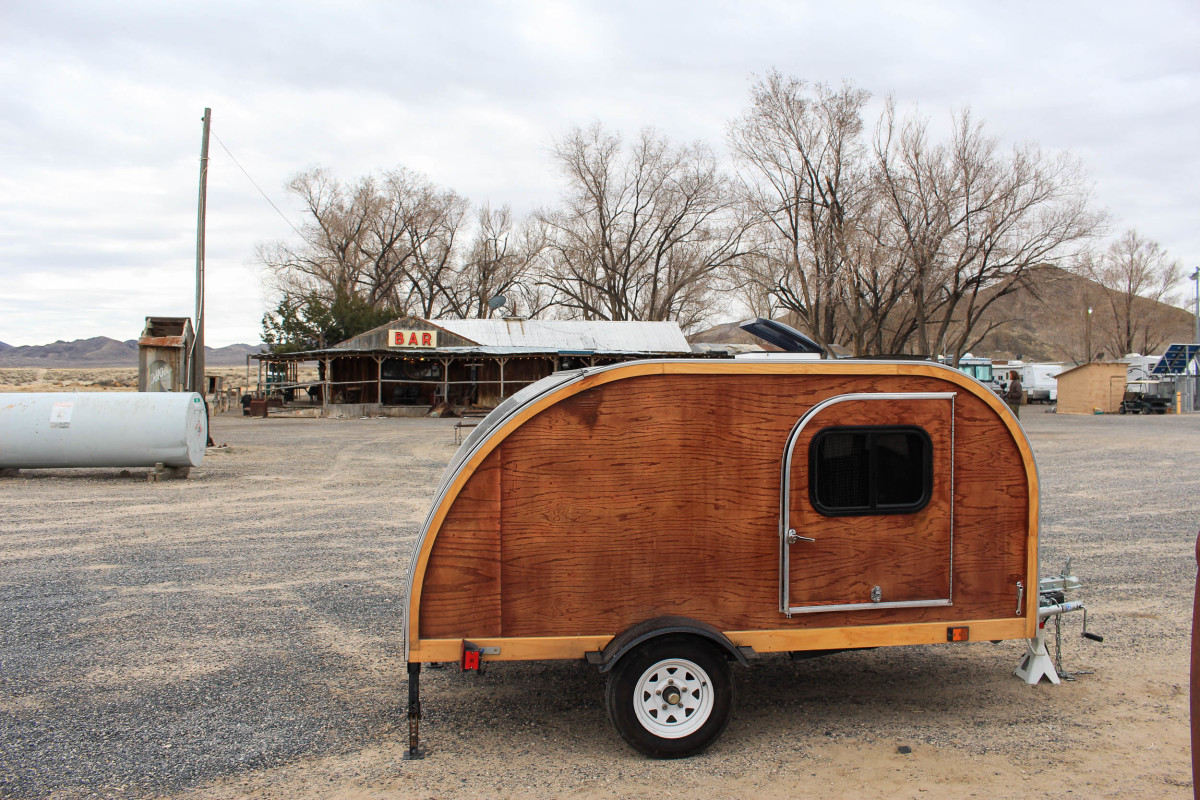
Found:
[779,392,955,616]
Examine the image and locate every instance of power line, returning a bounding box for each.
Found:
[210,130,304,238]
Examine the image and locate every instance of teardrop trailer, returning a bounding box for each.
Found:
[402,333,1095,758]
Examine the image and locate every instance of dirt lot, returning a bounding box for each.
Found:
[0,403,1196,799]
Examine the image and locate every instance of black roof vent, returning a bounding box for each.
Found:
[738,318,825,356]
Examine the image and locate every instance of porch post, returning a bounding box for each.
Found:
[375,354,383,405]
[440,358,451,407]
[322,357,331,413]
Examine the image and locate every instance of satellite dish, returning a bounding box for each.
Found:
[487,295,507,311]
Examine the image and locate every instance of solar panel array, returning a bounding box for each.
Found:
[1151,343,1200,374]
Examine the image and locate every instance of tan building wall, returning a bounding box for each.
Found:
[1056,363,1126,414]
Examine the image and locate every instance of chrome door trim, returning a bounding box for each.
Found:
[778,392,957,615]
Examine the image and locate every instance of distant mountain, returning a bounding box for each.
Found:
[0,340,11,351]
[0,337,266,367]
[0,337,139,367]
[206,343,268,365]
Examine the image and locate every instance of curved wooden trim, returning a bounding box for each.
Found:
[405,359,1040,656]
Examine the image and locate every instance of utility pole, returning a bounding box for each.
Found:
[1190,267,1199,344]
[190,108,211,396]
[1084,306,1093,364]
[1191,268,1199,414]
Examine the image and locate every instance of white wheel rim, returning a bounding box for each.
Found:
[632,657,714,739]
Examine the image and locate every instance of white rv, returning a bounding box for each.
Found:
[1018,363,1065,404]
[1121,354,1161,383]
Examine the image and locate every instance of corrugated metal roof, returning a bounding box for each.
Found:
[432,319,691,353]
[260,317,693,359]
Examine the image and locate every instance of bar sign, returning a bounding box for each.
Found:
[389,330,438,348]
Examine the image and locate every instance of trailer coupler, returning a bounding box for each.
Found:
[403,661,425,760]
[1015,559,1103,685]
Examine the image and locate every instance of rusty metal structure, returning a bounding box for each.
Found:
[137,317,194,393]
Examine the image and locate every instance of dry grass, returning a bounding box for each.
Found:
[0,366,318,395]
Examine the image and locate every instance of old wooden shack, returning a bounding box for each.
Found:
[1055,362,1127,414]
[252,316,696,417]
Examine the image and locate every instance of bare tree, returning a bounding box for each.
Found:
[843,205,917,355]
[873,103,1101,362]
[537,124,749,330]
[258,167,377,304]
[729,72,875,350]
[259,165,472,321]
[1087,229,1182,356]
[444,204,554,319]
[375,169,469,317]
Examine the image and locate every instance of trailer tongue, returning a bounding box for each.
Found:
[1016,559,1103,685]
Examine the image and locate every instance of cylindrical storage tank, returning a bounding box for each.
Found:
[0,392,208,469]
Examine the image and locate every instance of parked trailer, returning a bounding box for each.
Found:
[404,357,1061,758]
[1018,363,1065,404]
[953,353,996,386]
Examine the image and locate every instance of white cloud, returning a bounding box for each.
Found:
[1,0,1199,345]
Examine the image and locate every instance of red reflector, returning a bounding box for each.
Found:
[947,626,970,642]
[462,649,480,671]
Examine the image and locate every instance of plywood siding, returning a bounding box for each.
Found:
[418,454,502,638]
[418,370,1029,642]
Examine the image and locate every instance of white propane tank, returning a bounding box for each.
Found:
[0,392,208,469]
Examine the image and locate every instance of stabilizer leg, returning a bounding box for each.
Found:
[403,661,426,759]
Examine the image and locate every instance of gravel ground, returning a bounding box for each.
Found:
[0,408,1197,799]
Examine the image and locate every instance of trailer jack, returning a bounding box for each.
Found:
[1015,559,1103,685]
[404,662,425,760]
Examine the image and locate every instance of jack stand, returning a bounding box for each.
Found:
[403,661,425,760]
[1015,624,1060,685]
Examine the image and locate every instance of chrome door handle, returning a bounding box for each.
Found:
[787,529,815,544]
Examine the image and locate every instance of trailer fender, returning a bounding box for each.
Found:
[586,616,751,673]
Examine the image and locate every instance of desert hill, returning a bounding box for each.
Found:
[0,337,265,367]
[692,266,1195,362]
[971,265,1193,361]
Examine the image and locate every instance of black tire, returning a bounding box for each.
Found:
[604,635,734,758]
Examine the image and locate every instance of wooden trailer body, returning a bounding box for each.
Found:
[403,357,1040,756]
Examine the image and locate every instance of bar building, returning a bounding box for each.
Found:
[252,316,695,417]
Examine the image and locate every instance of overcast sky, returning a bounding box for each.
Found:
[2,1,1199,347]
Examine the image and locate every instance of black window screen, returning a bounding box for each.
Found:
[809,426,932,516]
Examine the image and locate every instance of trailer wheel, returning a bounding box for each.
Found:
[605,635,733,758]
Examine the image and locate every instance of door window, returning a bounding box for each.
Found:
[809,426,932,516]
